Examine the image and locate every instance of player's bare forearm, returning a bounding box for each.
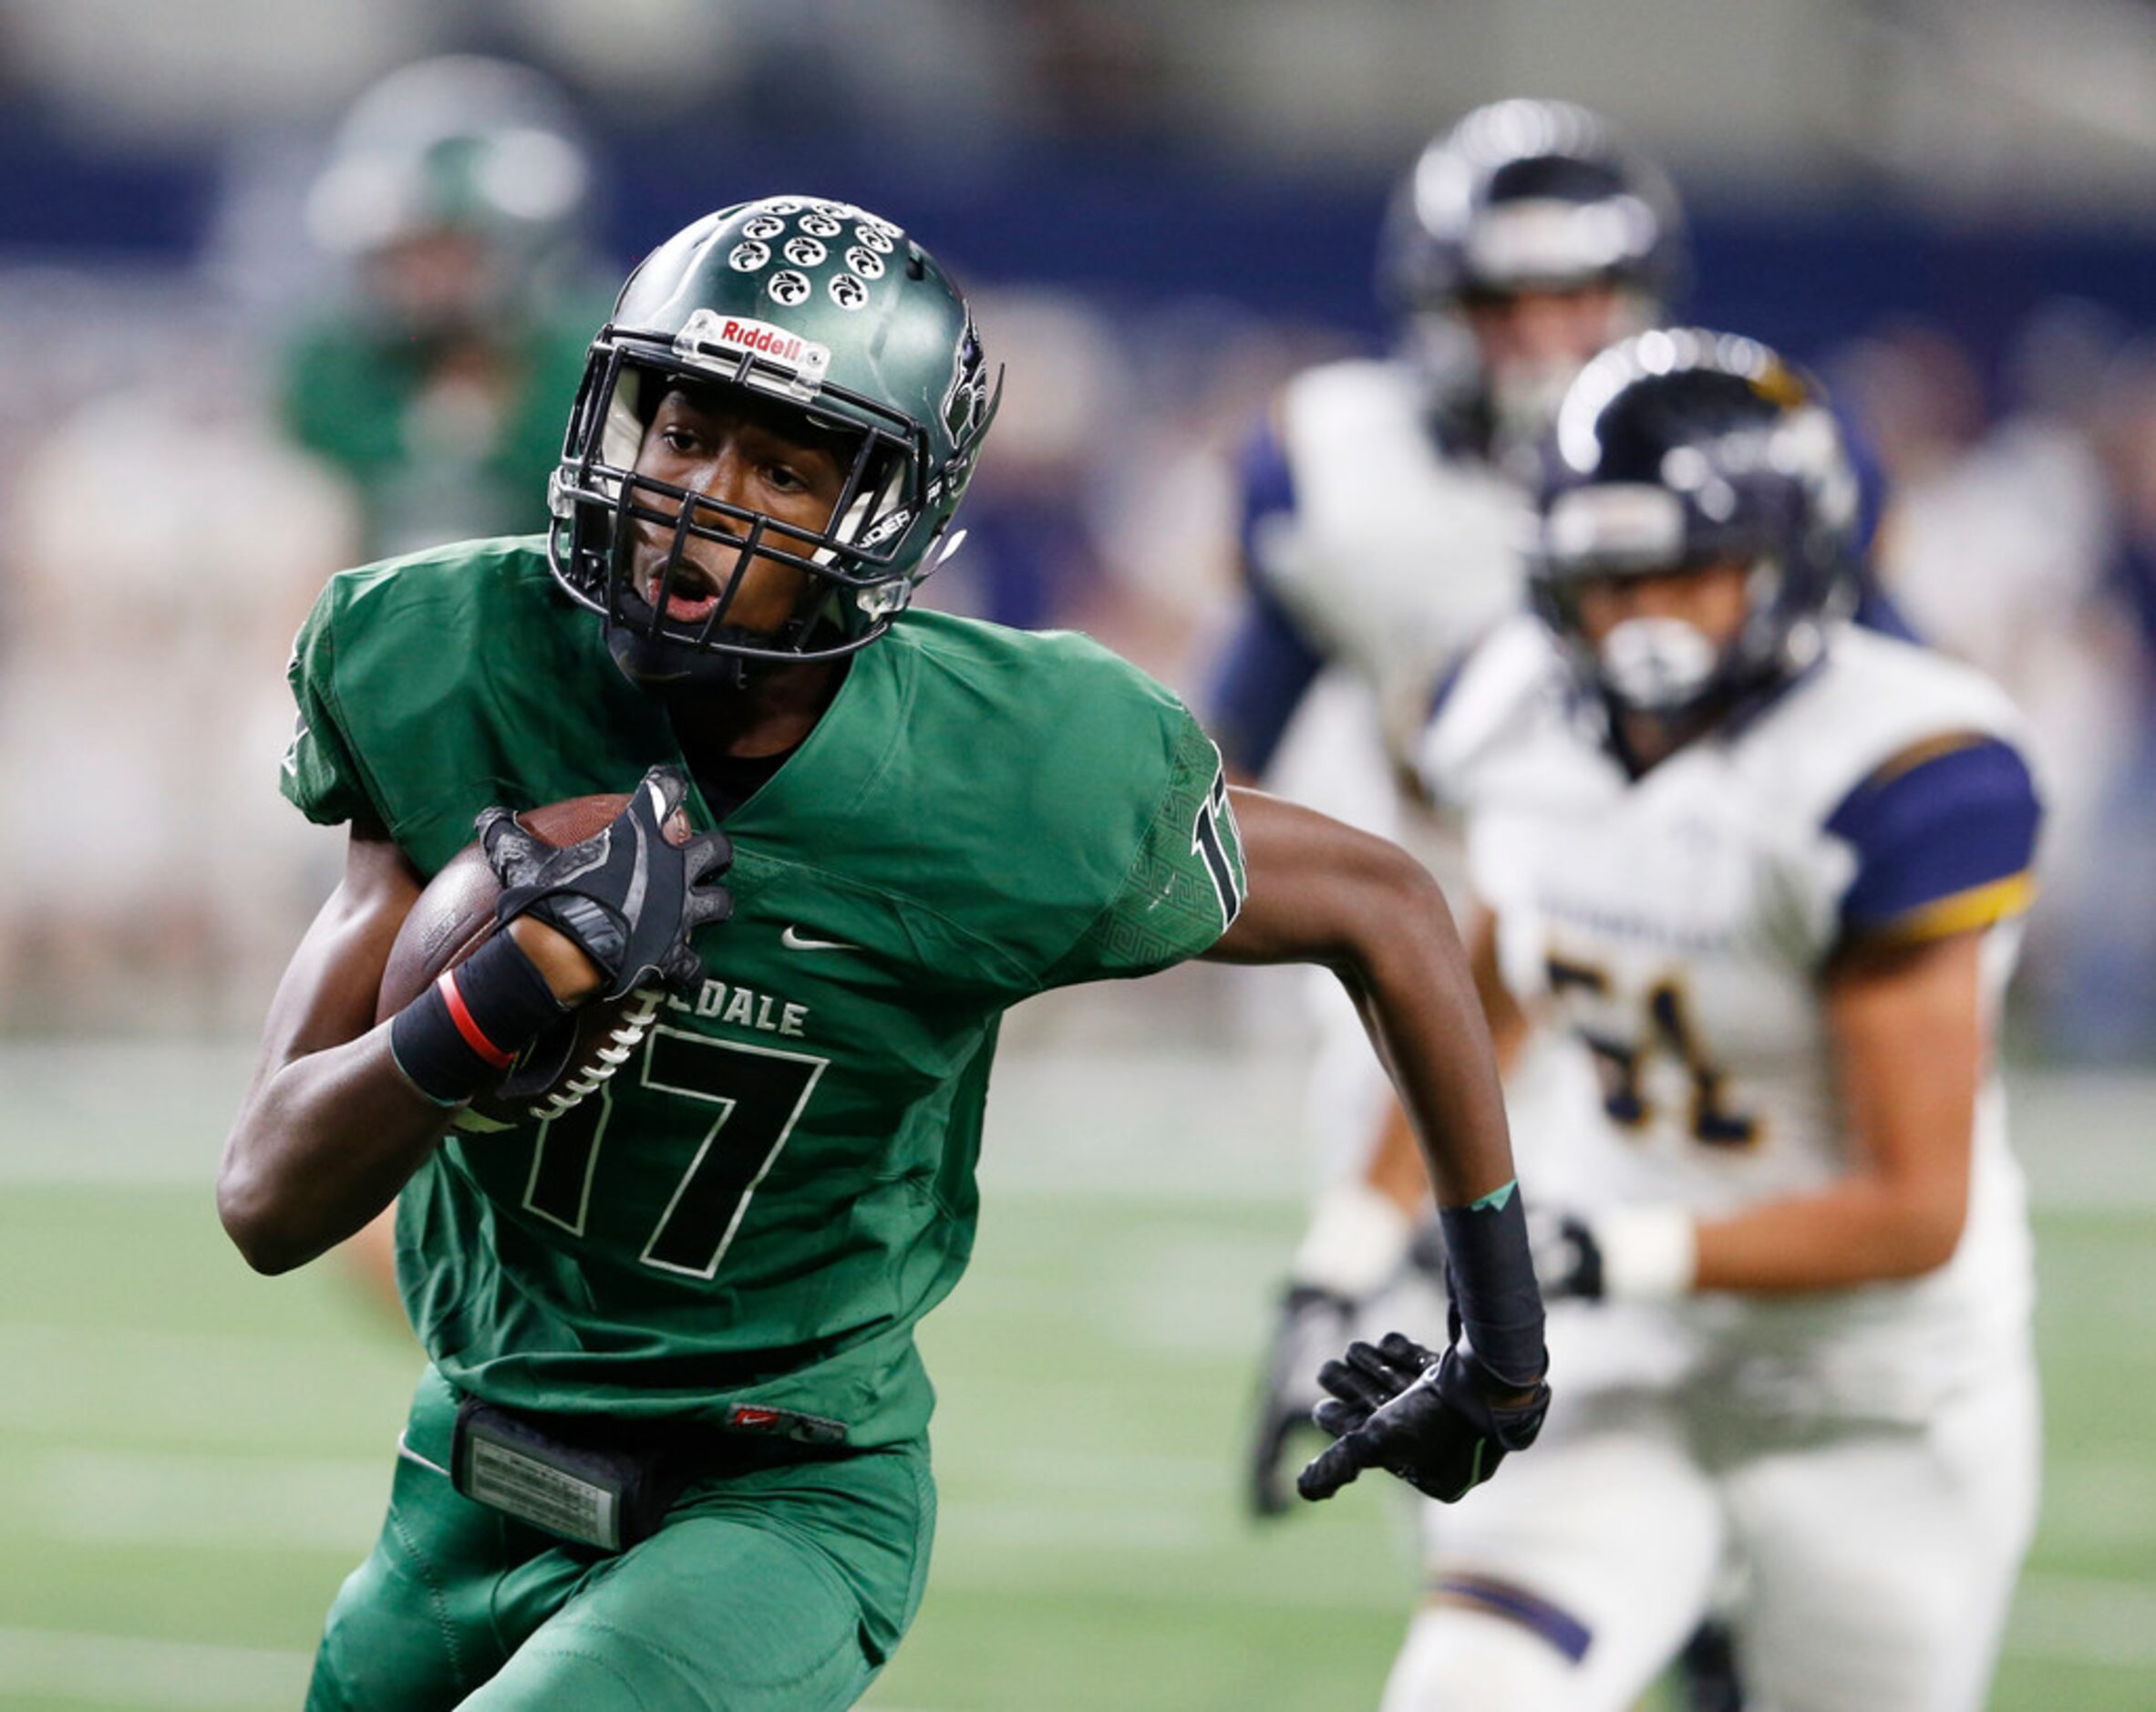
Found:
[218,824,451,1274]
[1357,905,1535,1219]
[1205,789,1515,1208]
[1690,933,1984,1292]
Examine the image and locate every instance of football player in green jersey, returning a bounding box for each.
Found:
[280,57,611,562]
[222,197,1551,1711]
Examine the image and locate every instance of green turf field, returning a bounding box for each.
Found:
[0,1041,2149,1709]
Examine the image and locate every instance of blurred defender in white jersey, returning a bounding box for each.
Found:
[1208,98,1685,801]
[1217,101,1690,1513]
[1307,331,2041,1712]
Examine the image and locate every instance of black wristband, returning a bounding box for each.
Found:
[1438,1183,1548,1391]
[388,932,568,1108]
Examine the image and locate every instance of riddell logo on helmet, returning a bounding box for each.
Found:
[674,309,831,382]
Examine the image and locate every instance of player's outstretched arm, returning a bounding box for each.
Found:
[1242,906,1539,1512]
[1205,792,1512,1208]
[1203,789,1548,1502]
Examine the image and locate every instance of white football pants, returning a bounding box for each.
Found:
[1383,1343,2040,1712]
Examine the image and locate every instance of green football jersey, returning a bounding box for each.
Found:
[279,304,602,560]
[283,537,1245,1448]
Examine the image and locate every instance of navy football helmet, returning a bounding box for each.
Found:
[1379,99,1686,446]
[1531,328,1861,721]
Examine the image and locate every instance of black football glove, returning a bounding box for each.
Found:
[479,765,733,1001]
[1528,1212,1605,1303]
[1295,1331,1550,1505]
[1248,1284,1359,1517]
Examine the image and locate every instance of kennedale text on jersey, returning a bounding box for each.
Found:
[665,976,810,1037]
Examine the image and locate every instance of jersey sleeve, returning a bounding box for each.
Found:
[1038,713,1247,987]
[1823,732,2041,946]
[278,586,377,829]
[1202,572,1326,778]
[1199,415,1325,776]
[1234,410,1300,592]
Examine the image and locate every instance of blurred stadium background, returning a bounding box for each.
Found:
[0,1,2151,1707]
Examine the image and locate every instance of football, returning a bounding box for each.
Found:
[376,793,666,1130]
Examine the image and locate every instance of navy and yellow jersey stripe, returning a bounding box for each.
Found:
[1823,731,2041,947]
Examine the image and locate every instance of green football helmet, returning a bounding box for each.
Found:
[549,197,1000,684]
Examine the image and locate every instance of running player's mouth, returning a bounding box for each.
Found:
[645,557,724,624]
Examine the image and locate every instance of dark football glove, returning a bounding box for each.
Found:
[1248,1284,1359,1517]
[1528,1212,1605,1302]
[1295,1331,1550,1505]
[480,766,733,1001]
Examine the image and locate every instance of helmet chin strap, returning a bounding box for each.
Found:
[605,621,752,694]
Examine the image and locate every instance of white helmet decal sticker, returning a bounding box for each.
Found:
[767,270,811,306]
[742,214,786,240]
[728,241,769,272]
[830,273,869,310]
[783,236,828,267]
[845,246,885,279]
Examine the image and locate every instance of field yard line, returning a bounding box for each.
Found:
[2006,1572,2156,1669]
[0,1626,308,1708]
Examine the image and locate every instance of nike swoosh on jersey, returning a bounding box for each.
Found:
[780,925,862,952]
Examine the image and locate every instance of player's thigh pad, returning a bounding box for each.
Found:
[460,1510,877,1711]
[1400,1387,1726,1712]
[1728,1351,2041,1712]
[464,1428,933,1711]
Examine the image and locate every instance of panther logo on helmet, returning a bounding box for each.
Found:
[799,213,842,239]
[852,225,894,255]
[728,241,770,272]
[784,236,828,267]
[942,311,991,445]
[830,273,869,311]
[846,247,886,280]
[767,270,811,306]
[742,214,786,241]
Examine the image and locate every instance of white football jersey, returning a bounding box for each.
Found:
[1253,357,1528,758]
[1420,616,2040,1415]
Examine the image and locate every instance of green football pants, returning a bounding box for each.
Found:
[307,1367,934,1711]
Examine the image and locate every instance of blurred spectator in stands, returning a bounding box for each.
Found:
[0,315,351,1032]
[2049,337,2156,1061]
[1835,310,2147,1057]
